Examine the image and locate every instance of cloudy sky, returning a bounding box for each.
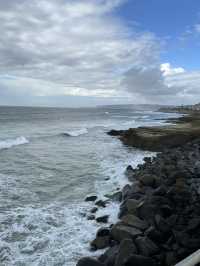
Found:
[0,0,200,107]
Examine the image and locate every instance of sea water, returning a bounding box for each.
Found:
[0,105,180,266]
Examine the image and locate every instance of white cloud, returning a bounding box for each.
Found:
[160,63,185,76]
[0,0,200,106]
[0,0,159,102]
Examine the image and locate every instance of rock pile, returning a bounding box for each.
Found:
[77,139,200,266]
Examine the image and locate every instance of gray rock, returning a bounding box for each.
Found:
[85,195,98,202]
[139,174,156,187]
[91,235,110,250]
[111,223,142,242]
[77,257,105,266]
[90,207,98,214]
[135,236,159,256]
[126,199,139,215]
[96,215,109,223]
[124,254,156,266]
[115,239,137,266]
[121,214,148,230]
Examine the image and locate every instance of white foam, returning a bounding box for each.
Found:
[0,136,29,150]
[64,128,88,137]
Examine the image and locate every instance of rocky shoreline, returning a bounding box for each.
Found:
[77,112,200,266]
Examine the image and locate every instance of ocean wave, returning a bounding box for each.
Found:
[0,136,29,150]
[63,128,88,137]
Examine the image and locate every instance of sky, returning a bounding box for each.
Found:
[0,0,200,107]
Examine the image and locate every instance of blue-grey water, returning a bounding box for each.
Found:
[0,106,180,266]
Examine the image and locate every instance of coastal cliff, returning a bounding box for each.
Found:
[77,111,200,266]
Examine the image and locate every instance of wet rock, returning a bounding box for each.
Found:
[95,200,107,208]
[153,185,167,196]
[105,191,122,202]
[108,130,124,136]
[111,223,142,242]
[99,245,119,266]
[135,236,159,257]
[122,185,131,200]
[125,165,135,180]
[124,254,156,266]
[115,239,137,266]
[87,215,95,220]
[126,199,139,215]
[91,235,110,250]
[121,214,148,230]
[155,215,171,233]
[96,215,109,223]
[145,226,164,243]
[137,200,157,222]
[90,207,98,214]
[85,195,97,202]
[77,257,105,266]
[139,174,157,187]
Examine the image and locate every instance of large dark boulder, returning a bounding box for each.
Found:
[111,223,142,242]
[77,257,105,266]
[121,214,148,231]
[115,239,137,266]
[99,245,119,266]
[124,254,156,266]
[135,236,159,257]
[85,195,98,202]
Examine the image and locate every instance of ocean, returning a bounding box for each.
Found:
[0,105,180,266]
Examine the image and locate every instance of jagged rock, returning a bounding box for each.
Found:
[121,214,148,230]
[153,185,167,196]
[124,254,156,266]
[96,215,109,223]
[77,257,105,266]
[122,185,131,200]
[145,226,164,243]
[155,215,171,233]
[111,223,142,242]
[87,215,95,220]
[95,200,107,208]
[165,251,177,266]
[91,235,110,250]
[85,195,98,202]
[105,191,122,202]
[126,199,139,215]
[99,245,119,266]
[137,200,157,222]
[135,236,159,257]
[115,239,137,266]
[139,174,157,187]
[90,207,98,214]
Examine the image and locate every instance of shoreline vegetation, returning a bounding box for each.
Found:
[77,107,200,266]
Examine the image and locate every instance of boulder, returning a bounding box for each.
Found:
[91,235,110,250]
[126,199,139,215]
[135,236,159,257]
[124,254,156,266]
[96,215,109,223]
[87,215,95,221]
[145,226,164,243]
[85,195,98,202]
[90,207,98,214]
[77,257,105,266]
[95,200,107,208]
[155,215,171,233]
[111,223,142,242]
[105,191,122,202]
[115,239,137,266]
[99,245,119,266]
[139,174,156,187]
[121,214,148,230]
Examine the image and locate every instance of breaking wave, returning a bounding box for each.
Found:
[0,136,29,150]
[63,128,88,137]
